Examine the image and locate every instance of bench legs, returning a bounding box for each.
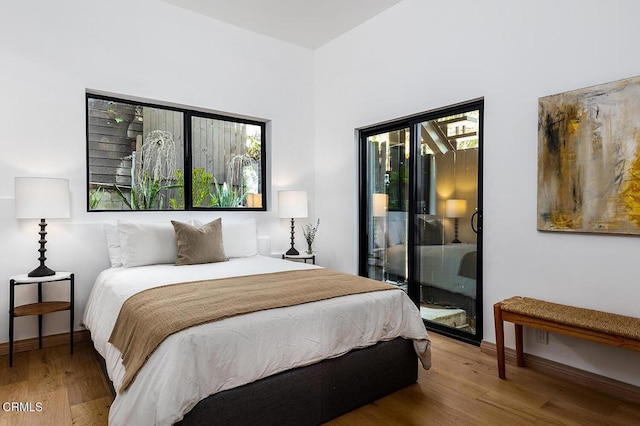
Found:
[494,303,506,379]
[494,303,526,378]
[515,324,524,367]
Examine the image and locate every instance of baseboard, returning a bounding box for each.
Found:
[0,330,91,356]
[481,340,640,405]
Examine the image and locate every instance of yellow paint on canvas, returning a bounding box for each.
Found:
[551,212,578,229]
[568,118,580,134]
[566,104,581,134]
[621,133,640,227]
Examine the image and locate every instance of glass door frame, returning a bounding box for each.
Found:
[358,98,484,345]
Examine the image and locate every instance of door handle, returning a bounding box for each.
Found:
[471,211,482,233]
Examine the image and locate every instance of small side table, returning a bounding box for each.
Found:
[282,253,316,265]
[9,272,74,367]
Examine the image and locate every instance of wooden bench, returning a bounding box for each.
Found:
[493,296,640,379]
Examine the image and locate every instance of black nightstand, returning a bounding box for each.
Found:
[9,272,74,367]
[282,253,316,264]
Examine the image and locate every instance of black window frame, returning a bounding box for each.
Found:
[86,92,267,212]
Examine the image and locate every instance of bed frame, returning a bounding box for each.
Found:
[99,338,418,425]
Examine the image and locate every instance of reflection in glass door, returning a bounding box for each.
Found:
[359,100,483,344]
[363,128,410,291]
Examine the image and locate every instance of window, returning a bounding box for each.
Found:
[86,93,266,211]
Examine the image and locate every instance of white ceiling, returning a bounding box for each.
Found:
[160,0,401,49]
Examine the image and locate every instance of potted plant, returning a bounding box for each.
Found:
[302,219,320,254]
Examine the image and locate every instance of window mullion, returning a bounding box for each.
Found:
[185,113,193,210]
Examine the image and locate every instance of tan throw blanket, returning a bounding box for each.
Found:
[109,268,399,392]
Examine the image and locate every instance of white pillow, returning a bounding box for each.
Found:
[117,220,178,267]
[104,223,123,267]
[194,218,258,258]
[223,219,258,258]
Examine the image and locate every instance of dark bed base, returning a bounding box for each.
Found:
[98,338,418,425]
[179,338,417,425]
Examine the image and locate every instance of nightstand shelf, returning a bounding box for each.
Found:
[9,272,74,367]
[13,301,72,317]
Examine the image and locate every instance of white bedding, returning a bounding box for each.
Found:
[83,255,431,426]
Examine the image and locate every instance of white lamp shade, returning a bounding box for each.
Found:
[15,177,71,219]
[445,199,467,218]
[372,193,388,217]
[278,190,308,218]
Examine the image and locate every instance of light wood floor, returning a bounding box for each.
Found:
[1,333,639,425]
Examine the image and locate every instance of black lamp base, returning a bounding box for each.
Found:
[28,218,56,277]
[285,247,300,256]
[451,218,461,244]
[286,217,300,256]
[28,264,56,277]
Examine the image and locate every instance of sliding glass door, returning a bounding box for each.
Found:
[359,100,483,344]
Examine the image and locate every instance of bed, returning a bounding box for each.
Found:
[83,219,431,425]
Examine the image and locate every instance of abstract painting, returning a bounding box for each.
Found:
[538,75,640,234]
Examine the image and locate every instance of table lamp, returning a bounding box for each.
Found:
[278,190,308,255]
[15,177,71,277]
[372,193,388,218]
[445,199,467,244]
[372,193,389,280]
[372,193,388,249]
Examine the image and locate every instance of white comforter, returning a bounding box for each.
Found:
[83,255,431,425]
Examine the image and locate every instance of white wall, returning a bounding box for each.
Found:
[0,0,315,342]
[314,0,640,386]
